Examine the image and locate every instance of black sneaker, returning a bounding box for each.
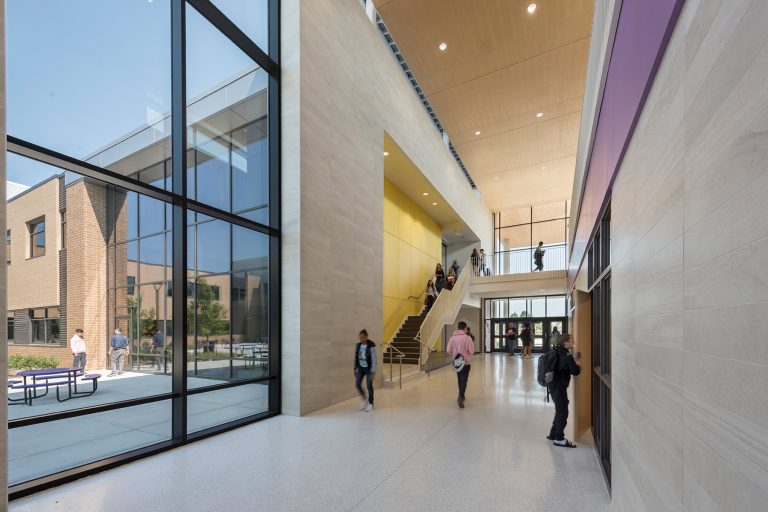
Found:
[458,398,465,409]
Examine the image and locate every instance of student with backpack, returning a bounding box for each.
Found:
[538,333,581,447]
[354,329,377,412]
[447,321,474,409]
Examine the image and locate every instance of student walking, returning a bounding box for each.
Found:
[534,241,545,271]
[479,249,487,275]
[354,329,377,412]
[70,328,87,373]
[505,324,517,357]
[447,321,475,408]
[434,263,446,292]
[547,333,582,447]
[425,279,438,311]
[520,322,533,358]
[446,266,457,290]
[108,327,129,377]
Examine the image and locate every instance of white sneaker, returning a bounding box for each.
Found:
[359,398,368,410]
[365,403,374,412]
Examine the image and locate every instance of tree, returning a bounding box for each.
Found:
[188,279,229,353]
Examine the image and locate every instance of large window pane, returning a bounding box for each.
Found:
[187,383,269,433]
[7,0,172,166]
[233,225,268,271]
[186,7,270,221]
[189,274,231,382]
[8,401,171,486]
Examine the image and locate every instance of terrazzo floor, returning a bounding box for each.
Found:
[10,354,611,511]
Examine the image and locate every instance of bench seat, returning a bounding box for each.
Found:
[81,374,101,381]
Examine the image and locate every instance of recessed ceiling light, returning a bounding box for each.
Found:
[493,176,499,181]
[383,151,389,156]
[536,112,544,118]
[527,4,537,14]
[541,166,547,170]
[438,42,448,51]
[422,192,429,196]
[474,130,481,135]
[431,202,438,206]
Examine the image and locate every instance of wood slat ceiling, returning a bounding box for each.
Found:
[373,0,593,212]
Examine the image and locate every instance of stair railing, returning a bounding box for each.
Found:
[413,257,472,374]
[382,271,437,349]
[383,344,406,389]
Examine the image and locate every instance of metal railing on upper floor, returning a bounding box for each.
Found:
[471,243,568,277]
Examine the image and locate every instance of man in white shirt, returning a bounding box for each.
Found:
[70,328,87,373]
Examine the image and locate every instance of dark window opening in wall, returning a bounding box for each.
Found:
[6,0,280,499]
[27,217,45,258]
[6,229,11,264]
[590,204,611,487]
[7,312,15,341]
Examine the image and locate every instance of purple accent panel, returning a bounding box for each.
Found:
[568,0,685,289]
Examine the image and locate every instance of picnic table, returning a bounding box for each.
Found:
[238,343,269,369]
[8,367,101,405]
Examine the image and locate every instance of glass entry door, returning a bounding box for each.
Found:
[490,318,568,353]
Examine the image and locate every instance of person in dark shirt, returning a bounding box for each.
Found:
[505,324,517,357]
[108,328,129,377]
[548,333,582,447]
[534,241,545,271]
[434,263,446,292]
[152,328,165,371]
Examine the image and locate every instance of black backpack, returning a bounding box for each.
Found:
[537,349,558,387]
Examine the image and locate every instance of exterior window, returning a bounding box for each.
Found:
[6,229,10,264]
[28,217,45,258]
[7,312,14,342]
[29,307,61,344]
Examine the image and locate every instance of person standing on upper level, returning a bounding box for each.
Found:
[447,321,475,408]
[534,241,545,271]
[471,249,480,276]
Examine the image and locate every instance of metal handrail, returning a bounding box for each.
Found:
[383,344,406,389]
[383,271,438,345]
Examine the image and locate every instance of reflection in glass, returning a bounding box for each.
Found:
[187,383,269,433]
[196,220,231,274]
[8,401,171,486]
[139,194,165,236]
[210,0,269,52]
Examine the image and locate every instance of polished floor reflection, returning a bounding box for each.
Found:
[10,355,610,511]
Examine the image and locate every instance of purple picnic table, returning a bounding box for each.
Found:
[9,367,100,405]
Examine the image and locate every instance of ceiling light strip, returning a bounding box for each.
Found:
[366,4,477,189]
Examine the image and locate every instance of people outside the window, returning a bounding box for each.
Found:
[435,263,446,293]
[425,279,438,311]
[446,266,457,290]
[108,327,129,377]
[534,241,545,271]
[520,322,533,358]
[505,324,517,357]
[451,259,461,279]
[447,321,475,408]
[354,329,377,412]
[152,328,165,371]
[547,333,582,448]
[479,249,487,275]
[70,328,86,373]
[471,248,480,276]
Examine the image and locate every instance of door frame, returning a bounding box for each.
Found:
[488,317,568,353]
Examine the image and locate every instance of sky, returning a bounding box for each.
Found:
[6,0,268,188]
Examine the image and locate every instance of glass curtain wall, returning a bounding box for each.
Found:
[5,0,279,499]
[492,201,570,275]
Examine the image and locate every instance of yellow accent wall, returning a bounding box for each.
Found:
[383,179,442,343]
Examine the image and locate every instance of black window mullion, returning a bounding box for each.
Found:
[171,0,189,442]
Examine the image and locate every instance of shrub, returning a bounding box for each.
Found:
[8,355,62,373]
